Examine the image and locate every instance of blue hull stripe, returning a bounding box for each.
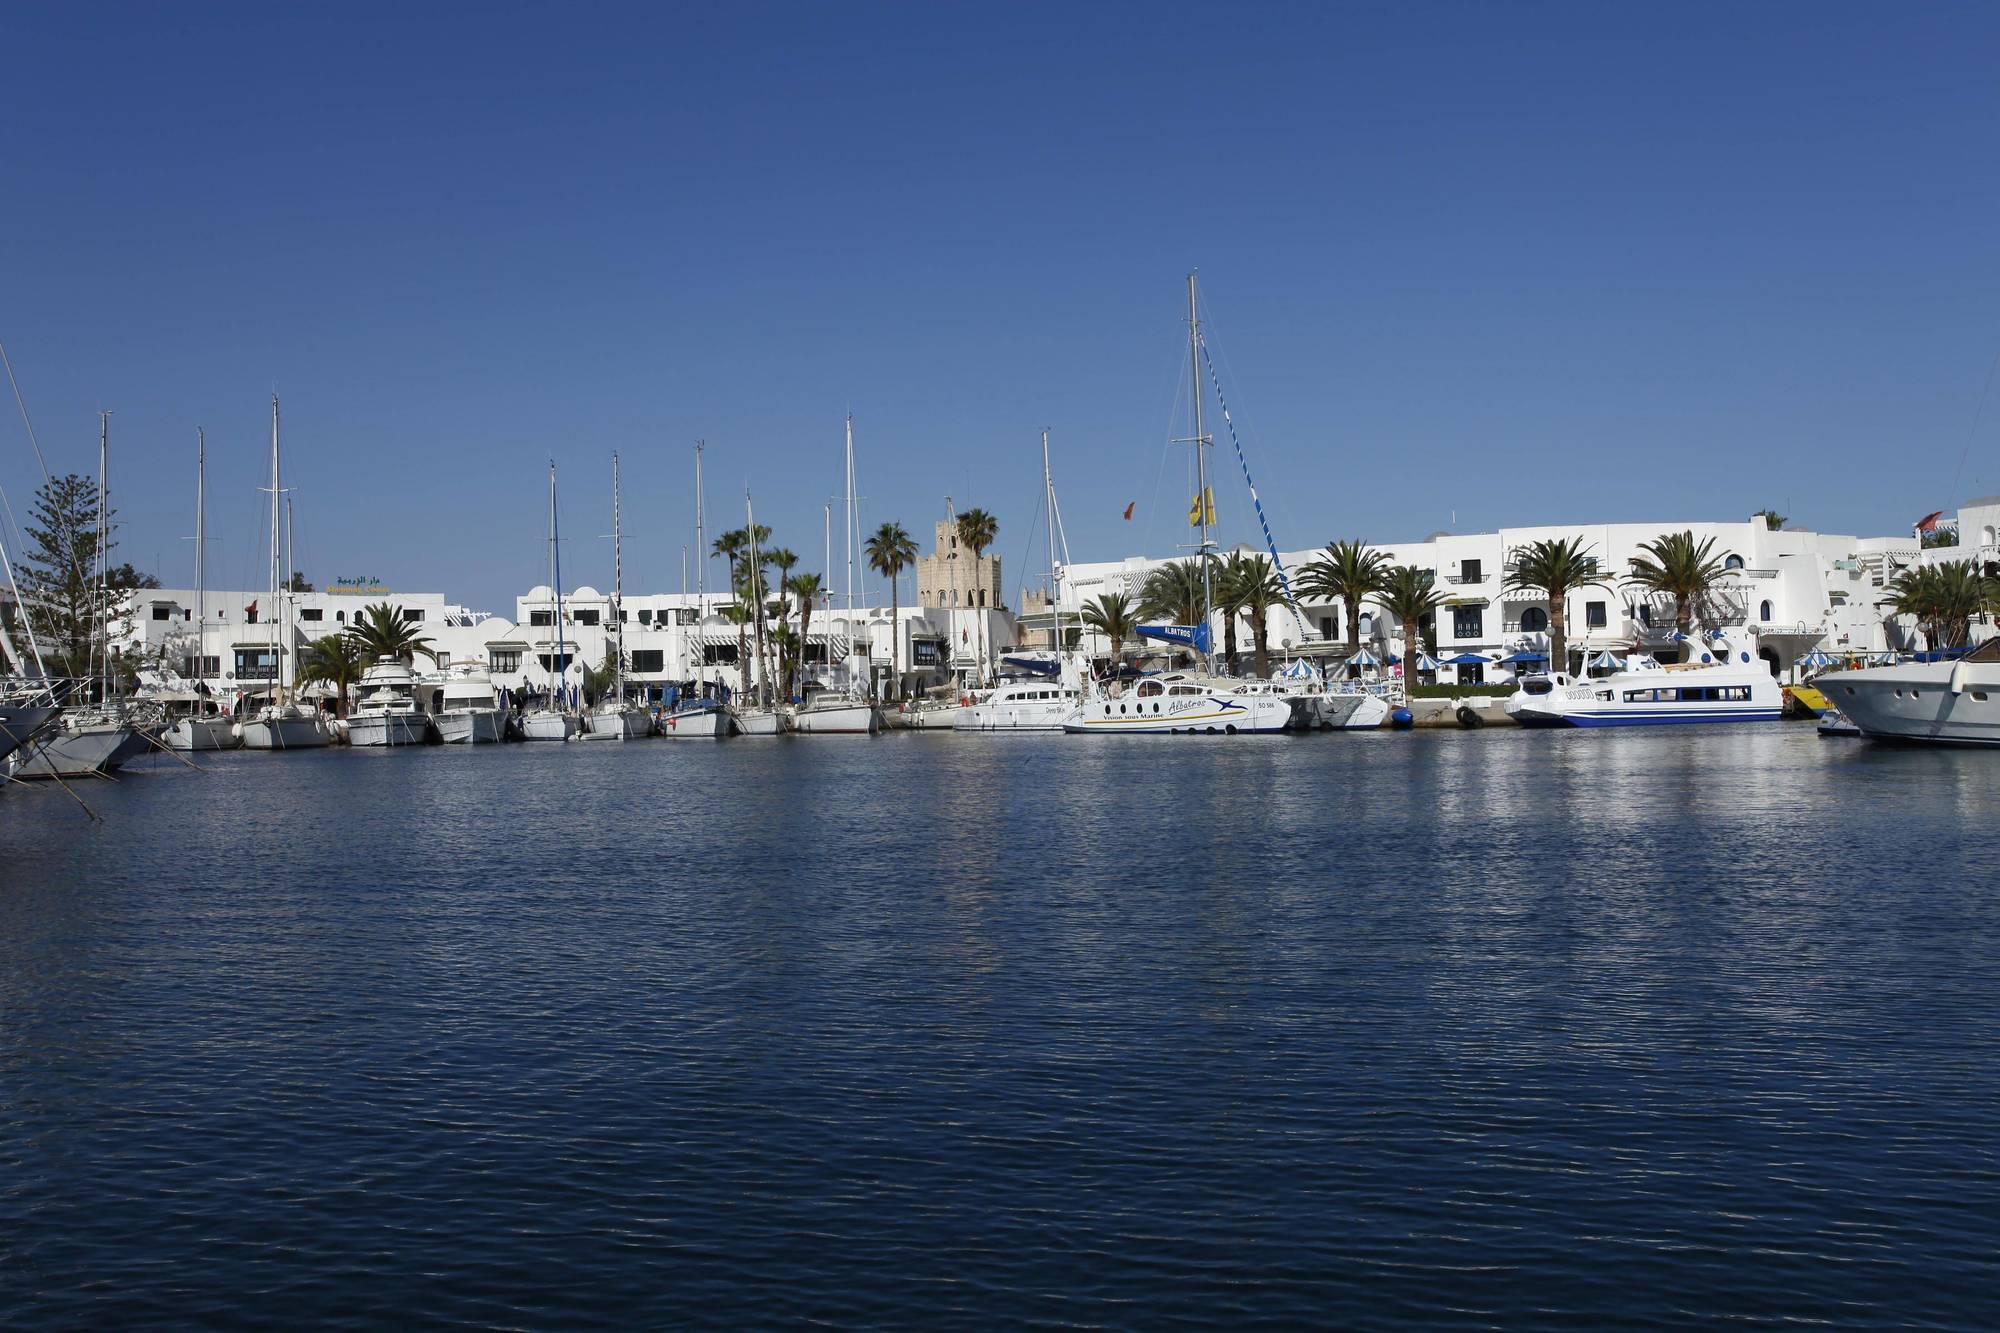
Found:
[1518,708,1782,728]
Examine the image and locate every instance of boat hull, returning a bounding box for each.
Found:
[12,723,153,778]
[733,708,790,736]
[240,713,331,750]
[660,707,732,738]
[516,710,578,742]
[165,716,242,751]
[1063,693,1292,735]
[0,703,63,762]
[347,712,434,747]
[1818,664,2000,746]
[436,708,507,744]
[581,708,652,740]
[790,702,881,734]
[954,703,1064,731]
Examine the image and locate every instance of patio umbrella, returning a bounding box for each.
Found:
[1798,647,1833,671]
[1586,650,1625,671]
[1443,652,1491,666]
[1415,652,1442,672]
[1349,647,1381,668]
[1498,651,1548,665]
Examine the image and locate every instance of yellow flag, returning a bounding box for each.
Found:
[1187,488,1215,527]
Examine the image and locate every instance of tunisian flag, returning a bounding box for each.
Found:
[245,599,258,618]
[1914,511,1945,533]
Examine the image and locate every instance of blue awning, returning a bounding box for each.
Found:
[1443,652,1490,666]
[1499,651,1547,664]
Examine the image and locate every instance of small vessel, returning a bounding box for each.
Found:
[731,706,791,736]
[727,487,790,737]
[0,695,63,764]
[346,656,434,747]
[660,694,734,737]
[955,678,1077,731]
[581,454,652,742]
[429,668,508,744]
[1504,653,1783,728]
[10,706,153,778]
[519,461,580,742]
[895,689,963,730]
[241,396,330,751]
[1814,639,2000,745]
[790,689,882,734]
[1064,672,1293,734]
[165,428,242,752]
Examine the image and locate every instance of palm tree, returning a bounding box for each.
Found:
[711,528,747,606]
[865,521,918,698]
[1212,553,1251,673]
[1297,540,1391,659]
[1377,565,1444,679]
[1082,592,1138,668]
[1626,530,1733,640]
[1139,560,1207,626]
[1235,555,1286,680]
[766,547,799,594]
[769,624,800,698]
[956,507,999,684]
[299,632,367,717]
[786,572,823,698]
[347,601,437,665]
[1504,536,1613,674]
[1887,560,1989,650]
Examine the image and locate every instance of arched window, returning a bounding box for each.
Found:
[1520,607,1548,633]
[1759,600,1773,621]
[1358,614,1373,635]
[1724,554,1744,571]
[1983,525,1996,547]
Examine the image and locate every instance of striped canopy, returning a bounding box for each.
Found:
[1349,647,1381,668]
[1798,648,1834,669]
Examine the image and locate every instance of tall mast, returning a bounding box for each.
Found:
[268,396,283,703]
[195,428,206,684]
[96,410,110,697]
[1186,273,1214,670]
[612,452,624,705]
[1043,428,1063,655]
[549,461,567,709]
[843,415,856,615]
[693,440,705,608]
[746,490,770,707]
[285,496,296,612]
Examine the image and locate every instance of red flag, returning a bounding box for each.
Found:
[245,599,258,617]
[1122,501,1135,520]
[1915,510,1944,533]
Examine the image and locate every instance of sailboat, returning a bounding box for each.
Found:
[583,453,650,740]
[791,414,883,735]
[240,396,332,749]
[731,488,790,736]
[167,428,240,750]
[15,411,155,777]
[660,443,732,739]
[518,461,580,741]
[1064,276,1291,736]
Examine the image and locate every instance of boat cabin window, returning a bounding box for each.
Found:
[1523,679,1552,696]
[1137,680,1164,697]
[1169,685,1201,696]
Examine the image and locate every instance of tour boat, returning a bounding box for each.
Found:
[346,657,434,747]
[1814,639,2000,745]
[1063,673,1294,735]
[428,669,508,744]
[955,680,1080,731]
[1504,659,1783,727]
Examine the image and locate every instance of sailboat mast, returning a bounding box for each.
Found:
[843,415,855,615]
[693,441,705,606]
[746,490,770,708]
[1043,429,1063,654]
[195,428,205,686]
[96,410,110,697]
[612,452,624,705]
[549,462,567,709]
[1187,274,1213,652]
[269,396,283,704]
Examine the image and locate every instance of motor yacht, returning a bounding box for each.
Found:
[1063,673,1293,735]
[427,669,508,744]
[955,679,1078,731]
[1504,655,1782,727]
[1814,639,2000,745]
[347,657,435,747]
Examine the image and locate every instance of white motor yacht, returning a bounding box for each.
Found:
[428,669,508,744]
[955,680,1077,731]
[1815,639,2000,745]
[1504,656,1782,728]
[1064,673,1293,735]
[347,657,434,747]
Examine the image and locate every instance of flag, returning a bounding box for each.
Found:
[1915,510,1945,533]
[1122,501,1135,520]
[245,599,258,618]
[1187,488,1215,527]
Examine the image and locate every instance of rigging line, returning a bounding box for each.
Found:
[0,340,53,481]
[1949,338,2000,511]
[1143,346,1191,568]
[1201,340,1309,641]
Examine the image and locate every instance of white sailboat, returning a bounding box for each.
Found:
[167,427,240,751]
[240,396,332,750]
[518,461,580,741]
[661,444,732,738]
[583,452,651,740]
[1065,275,1292,737]
[793,414,883,735]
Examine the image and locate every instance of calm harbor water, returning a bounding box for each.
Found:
[3,726,1996,1327]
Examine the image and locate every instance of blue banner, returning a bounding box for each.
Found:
[1136,623,1212,654]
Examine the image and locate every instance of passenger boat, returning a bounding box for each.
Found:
[954,679,1078,731]
[1814,639,2000,745]
[1504,660,1783,727]
[346,657,434,747]
[1064,673,1293,734]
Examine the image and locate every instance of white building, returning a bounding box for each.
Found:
[1057,515,1923,683]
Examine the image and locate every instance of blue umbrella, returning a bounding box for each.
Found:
[1498,651,1548,665]
[1443,652,1490,666]
[1349,647,1381,668]
[1798,648,1833,670]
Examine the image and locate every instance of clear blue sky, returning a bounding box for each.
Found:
[6,2,1999,611]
